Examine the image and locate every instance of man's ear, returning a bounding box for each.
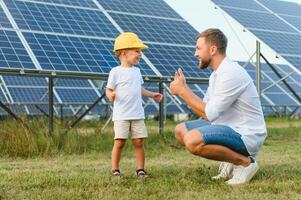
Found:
[210,46,218,56]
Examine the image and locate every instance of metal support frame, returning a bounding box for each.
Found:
[0,68,209,134]
[69,92,106,128]
[159,81,164,134]
[35,105,49,117]
[60,104,63,124]
[260,54,301,104]
[0,100,21,122]
[256,41,261,98]
[48,76,54,136]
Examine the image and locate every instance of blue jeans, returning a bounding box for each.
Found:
[185,119,250,156]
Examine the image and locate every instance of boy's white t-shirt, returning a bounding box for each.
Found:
[106,66,145,121]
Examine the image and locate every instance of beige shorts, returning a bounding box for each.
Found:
[113,120,148,139]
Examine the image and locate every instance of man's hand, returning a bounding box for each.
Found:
[152,93,163,102]
[170,68,187,96]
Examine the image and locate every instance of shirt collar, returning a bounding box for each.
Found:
[214,57,231,75]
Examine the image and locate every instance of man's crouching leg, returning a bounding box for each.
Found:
[174,122,188,146]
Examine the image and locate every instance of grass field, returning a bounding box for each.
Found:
[0,117,300,200]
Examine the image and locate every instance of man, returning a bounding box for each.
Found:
[170,28,267,185]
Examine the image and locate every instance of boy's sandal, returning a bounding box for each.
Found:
[112,169,122,176]
[136,169,148,177]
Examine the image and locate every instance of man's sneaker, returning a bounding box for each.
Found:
[212,162,234,180]
[136,169,148,177]
[226,161,259,186]
[112,169,122,177]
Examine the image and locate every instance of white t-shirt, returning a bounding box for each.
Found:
[106,66,145,121]
[204,57,267,156]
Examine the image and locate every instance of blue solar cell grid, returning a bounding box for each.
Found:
[281,15,301,32]
[258,0,301,17]
[0,30,35,69]
[221,7,297,33]
[56,88,99,103]
[212,0,267,11]
[3,76,47,86]
[0,6,12,28]
[23,32,116,73]
[23,32,156,75]
[283,56,301,70]
[252,31,301,55]
[5,0,119,37]
[110,13,197,45]
[8,87,57,103]
[55,78,92,87]
[144,44,212,78]
[30,0,97,8]
[97,0,182,19]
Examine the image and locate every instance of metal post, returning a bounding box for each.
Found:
[256,41,261,98]
[60,104,63,124]
[159,81,164,134]
[48,76,54,136]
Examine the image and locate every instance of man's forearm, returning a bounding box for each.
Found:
[179,88,208,120]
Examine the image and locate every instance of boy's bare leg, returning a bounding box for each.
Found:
[132,138,145,170]
[111,139,126,171]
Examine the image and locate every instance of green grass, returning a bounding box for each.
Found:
[0,117,300,199]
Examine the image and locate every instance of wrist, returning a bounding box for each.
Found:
[178,86,189,98]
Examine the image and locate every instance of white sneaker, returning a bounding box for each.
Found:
[212,162,234,180]
[226,161,259,186]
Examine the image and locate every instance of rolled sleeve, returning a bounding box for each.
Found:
[205,102,218,121]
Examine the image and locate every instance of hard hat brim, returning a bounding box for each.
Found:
[113,44,148,52]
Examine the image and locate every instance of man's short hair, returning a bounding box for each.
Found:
[197,28,228,54]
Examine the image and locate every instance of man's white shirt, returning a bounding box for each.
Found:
[204,57,267,155]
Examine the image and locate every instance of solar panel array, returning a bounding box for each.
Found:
[0,0,300,116]
[0,0,205,116]
[212,0,301,71]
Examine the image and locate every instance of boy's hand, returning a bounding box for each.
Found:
[108,91,116,102]
[152,93,163,102]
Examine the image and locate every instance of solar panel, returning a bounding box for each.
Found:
[0,30,35,69]
[258,0,301,17]
[56,88,99,104]
[22,32,156,75]
[210,0,267,11]
[97,0,182,19]
[109,13,197,45]
[252,31,301,55]
[143,43,211,78]
[281,15,301,31]
[30,0,97,8]
[212,0,301,71]
[5,0,119,38]
[0,6,12,28]
[221,7,298,33]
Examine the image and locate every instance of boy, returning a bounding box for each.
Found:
[106,32,163,177]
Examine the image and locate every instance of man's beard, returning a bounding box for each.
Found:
[199,58,211,70]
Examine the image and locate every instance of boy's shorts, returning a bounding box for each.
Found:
[113,120,148,139]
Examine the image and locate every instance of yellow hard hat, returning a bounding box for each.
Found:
[113,32,148,52]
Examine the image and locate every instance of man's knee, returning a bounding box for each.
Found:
[174,123,186,139]
[183,130,205,155]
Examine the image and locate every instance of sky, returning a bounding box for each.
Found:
[164,0,301,64]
